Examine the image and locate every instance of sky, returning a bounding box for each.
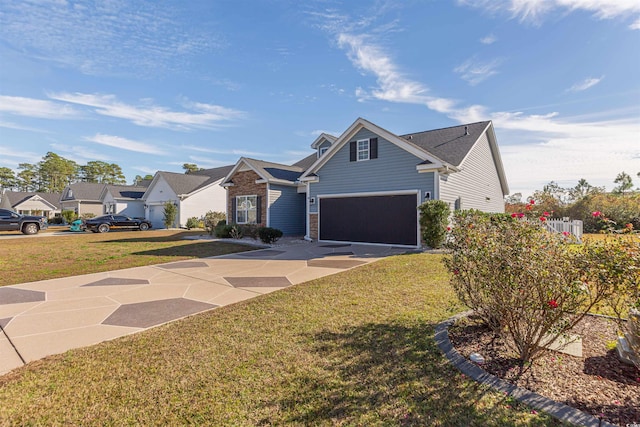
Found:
[0,0,639,198]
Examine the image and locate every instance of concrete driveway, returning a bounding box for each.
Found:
[0,241,410,376]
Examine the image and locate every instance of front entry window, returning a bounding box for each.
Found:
[236,195,257,224]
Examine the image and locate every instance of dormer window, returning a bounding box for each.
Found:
[68,190,73,198]
[318,147,328,158]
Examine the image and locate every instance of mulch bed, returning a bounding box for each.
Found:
[449,314,640,426]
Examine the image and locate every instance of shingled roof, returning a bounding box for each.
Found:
[157,165,234,195]
[291,153,317,171]
[103,185,147,200]
[223,158,306,186]
[4,191,61,209]
[401,121,491,167]
[61,182,106,202]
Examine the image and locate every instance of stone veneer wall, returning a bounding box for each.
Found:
[227,170,267,226]
[309,213,318,239]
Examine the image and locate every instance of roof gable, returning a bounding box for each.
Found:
[301,117,448,179]
[4,191,61,210]
[310,133,337,149]
[223,158,304,186]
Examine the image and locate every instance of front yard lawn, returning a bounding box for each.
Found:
[0,253,562,426]
[0,230,253,287]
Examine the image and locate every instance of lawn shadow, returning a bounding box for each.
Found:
[583,351,639,385]
[95,231,207,243]
[257,321,561,426]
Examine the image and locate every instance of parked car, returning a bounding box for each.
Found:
[84,215,152,233]
[0,208,48,235]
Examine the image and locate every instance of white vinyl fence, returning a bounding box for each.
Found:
[543,218,583,242]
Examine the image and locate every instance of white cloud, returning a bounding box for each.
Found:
[0,95,81,119]
[0,147,41,164]
[180,144,272,158]
[568,76,604,92]
[454,57,503,85]
[458,0,640,29]
[480,33,498,44]
[49,143,113,163]
[84,134,167,155]
[335,33,456,112]
[320,14,640,197]
[0,0,222,76]
[498,117,640,195]
[48,92,245,130]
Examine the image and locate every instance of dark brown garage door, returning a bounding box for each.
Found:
[319,194,418,246]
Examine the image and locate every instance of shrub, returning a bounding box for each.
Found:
[162,201,177,229]
[418,200,450,249]
[229,225,243,240]
[48,216,65,225]
[203,211,226,235]
[214,220,231,238]
[186,217,201,230]
[61,210,77,224]
[240,224,259,240]
[258,227,283,244]
[81,213,95,219]
[444,210,630,364]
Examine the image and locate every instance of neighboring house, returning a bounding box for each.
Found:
[60,183,107,217]
[100,184,149,218]
[143,166,233,229]
[224,118,509,247]
[1,191,61,218]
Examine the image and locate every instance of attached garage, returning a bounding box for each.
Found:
[318,192,419,246]
[148,205,165,229]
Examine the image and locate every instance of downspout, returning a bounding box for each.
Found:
[265,183,270,227]
[304,181,312,241]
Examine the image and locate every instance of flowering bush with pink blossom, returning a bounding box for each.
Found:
[444,210,638,364]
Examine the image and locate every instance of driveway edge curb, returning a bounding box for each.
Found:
[434,312,616,427]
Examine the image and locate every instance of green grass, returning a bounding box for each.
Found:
[0,254,563,426]
[0,230,253,286]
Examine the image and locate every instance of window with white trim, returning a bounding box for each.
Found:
[319,147,328,157]
[236,195,257,224]
[357,139,369,161]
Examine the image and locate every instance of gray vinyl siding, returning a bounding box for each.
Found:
[317,140,332,157]
[439,131,505,213]
[268,184,306,235]
[308,128,435,213]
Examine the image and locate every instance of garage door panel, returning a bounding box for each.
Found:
[319,194,417,246]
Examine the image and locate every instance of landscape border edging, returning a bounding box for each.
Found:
[434,312,617,427]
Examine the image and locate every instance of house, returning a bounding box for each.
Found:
[1,191,61,219]
[302,118,508,247]
[100,184,149,218]
[59,183,106,217]
[224,118,509,248]
[143,166,233,229]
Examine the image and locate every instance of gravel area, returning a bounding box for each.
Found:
[449,314,640,426]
